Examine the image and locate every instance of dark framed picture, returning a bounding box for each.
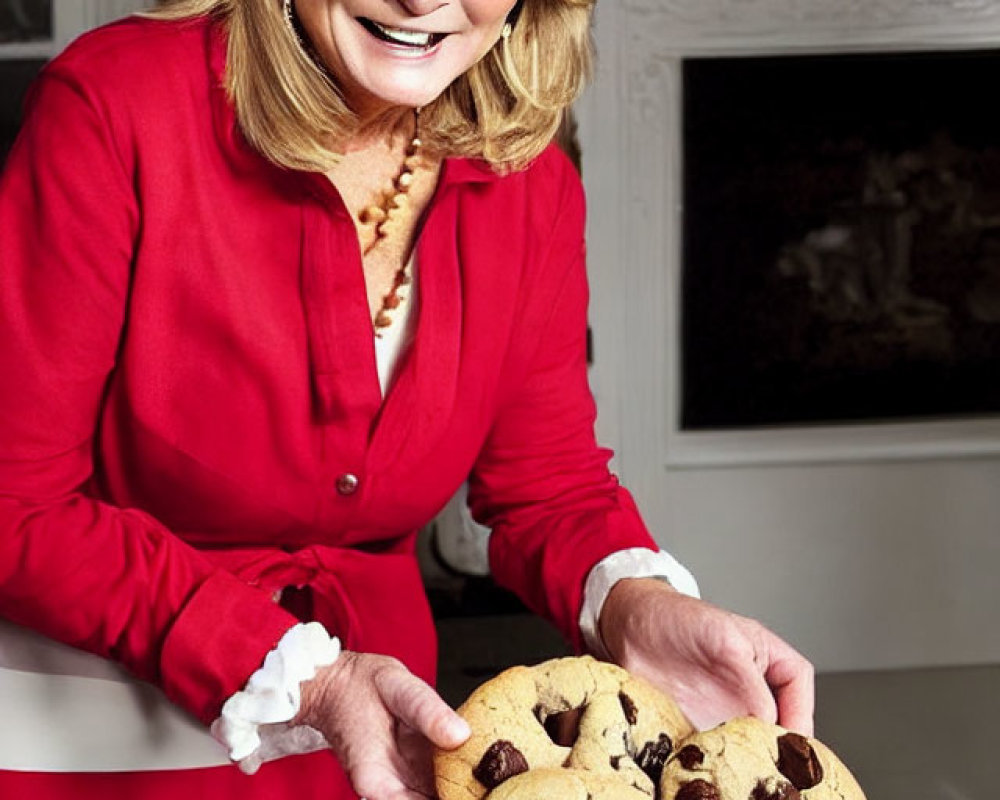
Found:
[0,0,52,45]
[0,2,97,163]
[681,49,1000,432]
[0,58,45,164]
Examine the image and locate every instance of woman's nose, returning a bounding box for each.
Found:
[395,0,447,17]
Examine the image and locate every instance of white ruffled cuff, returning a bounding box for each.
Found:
[579,548,701,660]
[210,621,341,774]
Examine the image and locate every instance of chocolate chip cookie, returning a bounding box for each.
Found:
[434,656,694,800]
[489,767,651,800]
[658,717,866,800]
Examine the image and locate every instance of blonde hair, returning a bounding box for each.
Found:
[144,0,594,172]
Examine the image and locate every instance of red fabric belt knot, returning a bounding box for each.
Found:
[277,584,314,622]
[201,545,361,644]
[199,543,429,663]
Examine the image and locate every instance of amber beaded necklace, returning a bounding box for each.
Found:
[282,0,424,336]
[357,107,424,336]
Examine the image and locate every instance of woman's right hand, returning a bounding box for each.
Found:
[295,650,470,800]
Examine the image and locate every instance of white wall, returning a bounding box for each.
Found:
[90,0,151,26]
[49,0,148,52]
[577,0,1000,673]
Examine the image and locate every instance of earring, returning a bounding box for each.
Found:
[283,0,306,50]
[504,0,523,36]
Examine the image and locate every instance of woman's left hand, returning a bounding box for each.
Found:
[598,577,815,736]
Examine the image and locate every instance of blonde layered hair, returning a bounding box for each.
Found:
[145,0,594,172]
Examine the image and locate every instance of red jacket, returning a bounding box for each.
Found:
[0,15,657,726]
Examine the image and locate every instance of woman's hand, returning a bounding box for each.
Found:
[598,578,815,736]
[295,651,470,800]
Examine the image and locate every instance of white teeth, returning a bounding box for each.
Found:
[371,20,433,47]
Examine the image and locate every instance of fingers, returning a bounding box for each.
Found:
[739,671,781,726]
[628,598,813,737]
[352,758,435,800]
[765,641,815,736]
[340,712,440,800]
[752,624,815,736]
[393,722,439,797]
[303,652,467,800]
[711,615,780,726]
[374,661,471,750]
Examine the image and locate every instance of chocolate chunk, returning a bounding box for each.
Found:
[619,691,639,725]
[751,778,801,800]
[636,733,673,784]
[677,744,705,770]
[674,779,720,800]
[610,755,623,769]
[473,740,529,789]
[777,733,824,790]
[542,708,582,747]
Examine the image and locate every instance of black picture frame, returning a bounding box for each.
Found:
[0,1,52,45]
[681,49,1000,431]
[0,57,45,165]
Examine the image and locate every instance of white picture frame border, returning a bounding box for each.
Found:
[596,0,1000,469]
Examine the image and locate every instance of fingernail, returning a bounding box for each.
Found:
[447,716,471,742]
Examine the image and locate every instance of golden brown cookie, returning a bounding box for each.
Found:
[434,656,695,800]
[658,717,867,800]
[488,767,651,800]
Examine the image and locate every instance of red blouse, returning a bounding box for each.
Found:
[0,15,657,727]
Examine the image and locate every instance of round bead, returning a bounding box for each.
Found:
[359,205,387,224]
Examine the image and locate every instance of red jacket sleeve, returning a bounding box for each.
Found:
[467,160,658,652]
[0,70,297,724]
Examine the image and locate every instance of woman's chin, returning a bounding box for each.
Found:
[348,80,449,117]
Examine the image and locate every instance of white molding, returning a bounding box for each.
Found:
[598,0,1000,469]
[666,418,1000,468]
[88,0,150,27]
[622,0,1000,55]
[578,1,627,469]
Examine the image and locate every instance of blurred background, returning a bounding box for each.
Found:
[3,2,998,798]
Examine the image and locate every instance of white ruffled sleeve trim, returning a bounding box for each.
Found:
[210,621,341,775]
[579,548,701,660]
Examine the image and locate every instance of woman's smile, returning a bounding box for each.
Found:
[295,0,517,117]
[355,16,449,53]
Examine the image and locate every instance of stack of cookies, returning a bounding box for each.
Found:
[433,656,866,800]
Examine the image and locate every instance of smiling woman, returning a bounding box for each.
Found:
[0,0,815,798]
[289,0,516,120]
[147,0,591,170]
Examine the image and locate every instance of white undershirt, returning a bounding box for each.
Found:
[373,255,419,395]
